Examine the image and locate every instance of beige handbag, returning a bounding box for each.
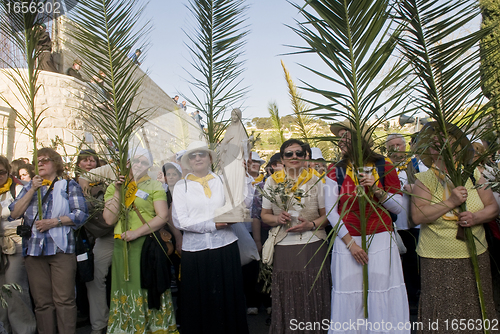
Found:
[261,225,281,265]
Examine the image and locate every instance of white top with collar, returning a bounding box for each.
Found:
[172,172,238,252]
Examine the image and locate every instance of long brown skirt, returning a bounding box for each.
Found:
[270,240,331,334]
[418,253,498,334]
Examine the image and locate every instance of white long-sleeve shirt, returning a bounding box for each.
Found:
[172,172,237,252]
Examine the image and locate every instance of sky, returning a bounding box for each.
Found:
[142,0,328,124]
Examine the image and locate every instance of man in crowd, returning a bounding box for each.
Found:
[386,133,421,314]
[66,59,83,81]
[36,24,57,72]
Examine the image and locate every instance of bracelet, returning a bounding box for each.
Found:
[311,221,316,231]
[57,217,62,227]
[346,239,355,250]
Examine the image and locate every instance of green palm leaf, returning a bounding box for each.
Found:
[395,1,497,330]
[0,0,53,218]
[291,0,408,317]
[268,101,285,146]
[183,0,249,146]
[281,60,315,143]
[67,0,152,281]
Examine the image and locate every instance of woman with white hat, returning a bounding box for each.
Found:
[172,141,249,334]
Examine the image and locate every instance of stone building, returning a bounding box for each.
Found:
[0,15,202,169]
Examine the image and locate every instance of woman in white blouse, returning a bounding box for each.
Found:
[172,141,249,334]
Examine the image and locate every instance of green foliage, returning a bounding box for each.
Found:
[68,0,153,281]
[281,60,314,143]
[396,0,497,328]
[0,0,51,218]
[183,0,249,146]
[480,0,500,102]
[480,0,500,134]
[268,101,285,146]
[292,0,407,317]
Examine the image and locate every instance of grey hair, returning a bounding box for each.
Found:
[386,133,406,146]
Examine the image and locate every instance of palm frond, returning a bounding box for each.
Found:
[268,101,285,146]
[68,0,152,281]
[291,0,408,318]
[182,0,249,145]
[281,59,314,143]
[291,0,408,156]
[395,0,497,327]
[0,0,54,218]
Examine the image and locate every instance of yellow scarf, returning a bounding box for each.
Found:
[431,164,458,221]
[42,179,52,186]
[271,168,314,192]
[396,157,413,175]
[124,175,151,208]
[0,178,12,195]
[252,173,265,185]
[344,159,390,188]
[186,173,215,198]
[311,168,326,183]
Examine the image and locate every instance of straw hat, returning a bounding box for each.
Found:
[329,119,374,146]
[180,141,215,170]
[417,121,473,168]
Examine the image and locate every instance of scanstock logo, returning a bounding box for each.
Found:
[2,0,80,33]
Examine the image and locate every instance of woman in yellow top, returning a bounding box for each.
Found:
[261,138,330,334]
[411,122,498,332]
[103,148,178,334]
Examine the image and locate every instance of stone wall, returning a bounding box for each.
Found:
[0,68,203,165]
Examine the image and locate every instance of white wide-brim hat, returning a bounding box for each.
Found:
[250,151,265,164]
[311,147,325,160]
[180,141,215,170]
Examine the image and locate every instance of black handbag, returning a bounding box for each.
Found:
[75,227,94,282]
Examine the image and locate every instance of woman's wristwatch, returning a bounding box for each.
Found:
[57,217,62,227]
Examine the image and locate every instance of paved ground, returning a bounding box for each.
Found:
[76,308,270,334]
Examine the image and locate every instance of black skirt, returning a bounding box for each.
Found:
[180,241,249,334]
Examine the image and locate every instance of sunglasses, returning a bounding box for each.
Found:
[188,151,208,160]
[283,150,306,159]
[131,159,149,167]
[0,170,7,176]
[37,158,53,165]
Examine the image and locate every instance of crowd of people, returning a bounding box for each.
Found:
[0,119,498,334]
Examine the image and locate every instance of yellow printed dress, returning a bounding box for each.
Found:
[105,179,178,334]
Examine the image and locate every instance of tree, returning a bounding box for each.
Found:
[183,0,249,146]
[268,101,285,146]
[480,0,500,132]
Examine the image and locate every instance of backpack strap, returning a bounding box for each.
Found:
[336,165,346,193]
[375,158,386,188]
[470,174,476,186]
[9,177,16,198]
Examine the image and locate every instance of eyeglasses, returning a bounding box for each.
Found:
[37,158,53,165]
[0,170,7,176]
[188,151,208,160]
[131,159,149,167]
[283,150,306,159]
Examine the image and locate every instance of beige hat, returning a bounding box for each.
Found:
[329,119,374,146]
[180,141,215,169]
